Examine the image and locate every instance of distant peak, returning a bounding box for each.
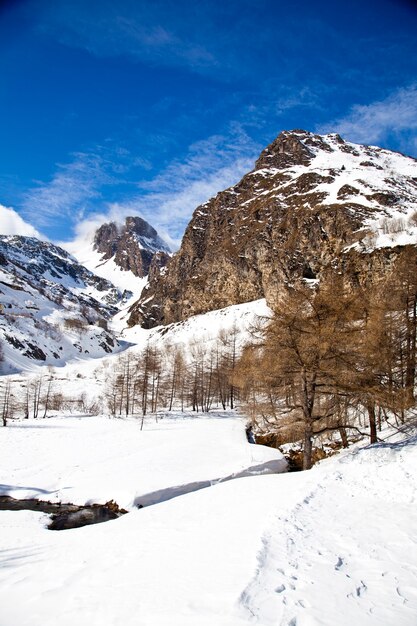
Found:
[94,216,170,253]
[93,215,170,278]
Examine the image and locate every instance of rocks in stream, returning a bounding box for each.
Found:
[0,496,127,530]
[49,502,124,530]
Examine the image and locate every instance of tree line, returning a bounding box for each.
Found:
[234,247,417,469]
[0,325,241,426]
[102,325,239,423]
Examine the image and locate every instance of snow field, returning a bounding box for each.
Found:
[238,442,417,626]
[0,412,286,509]
[0,413,416,626]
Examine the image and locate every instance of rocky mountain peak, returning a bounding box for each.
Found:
[93,216,170,278]
[124,216,159,239]
[128,130,417,329]
[254,129,319,170]
[253,129,365,172]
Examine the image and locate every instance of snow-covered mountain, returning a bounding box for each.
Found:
[129,130,417,328]
[0,235,124,372]
[3,132,417,369]
[0,215,173,372]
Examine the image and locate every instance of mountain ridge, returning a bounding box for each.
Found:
[128,129,417,328]
[0,234,124,372]
[0,214,174,371]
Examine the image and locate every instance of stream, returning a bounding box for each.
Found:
[0,496,127,530]
[0,429,284,530]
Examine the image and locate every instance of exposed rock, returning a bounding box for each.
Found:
[94,216,170,277]
[148,251,171,283]
[0,496,127,530]
[337,184,360,199]
[368,192,399,207]
[254,129,314,169]
[24,343,46,361]
[360,160,383,170]
[128,130,417,328]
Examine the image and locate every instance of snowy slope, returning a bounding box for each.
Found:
[63,240,149,334]
[65,238,147,303]
[120,297,271,347]
[253,131,417,234]
[0,414,415,626]
[269,131,417,250]
[0,236,123,373]
[237,432,417,626]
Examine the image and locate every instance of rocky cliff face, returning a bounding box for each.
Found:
[93,216,170,278]
[128,130,417,328]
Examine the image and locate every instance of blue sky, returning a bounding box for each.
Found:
[1,0,417,247]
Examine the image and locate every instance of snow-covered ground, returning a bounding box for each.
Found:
[119,297,271,347]
[0,412,285,509]
[0,411,416,626]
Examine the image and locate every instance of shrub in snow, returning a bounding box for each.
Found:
[380,216,406,234]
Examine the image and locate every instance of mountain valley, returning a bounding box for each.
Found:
[1,130,417,626]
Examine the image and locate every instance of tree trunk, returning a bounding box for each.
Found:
[303,424,313,470]
[301,369,316,470]
[367,402,377,444]
[405,293,416,406]
[339,427,349,448]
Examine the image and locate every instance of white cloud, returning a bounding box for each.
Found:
[80,126,260,249]
[22,150,119,227]
[27,125,259,250]
[0,204,44,238]
[318,84,417,155]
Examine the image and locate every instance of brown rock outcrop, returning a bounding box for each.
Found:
[128,130,417,328]
[94,216,170,277]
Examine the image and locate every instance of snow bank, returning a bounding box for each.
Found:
[0,412,285,509]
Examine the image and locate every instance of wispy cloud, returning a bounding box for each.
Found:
[71,124,260,250]
[34,0,218,73]
[318,84,417,155]
[22,149,121,227]
[0,204,44,238]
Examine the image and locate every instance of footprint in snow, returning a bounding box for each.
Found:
[356,581,367,597]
